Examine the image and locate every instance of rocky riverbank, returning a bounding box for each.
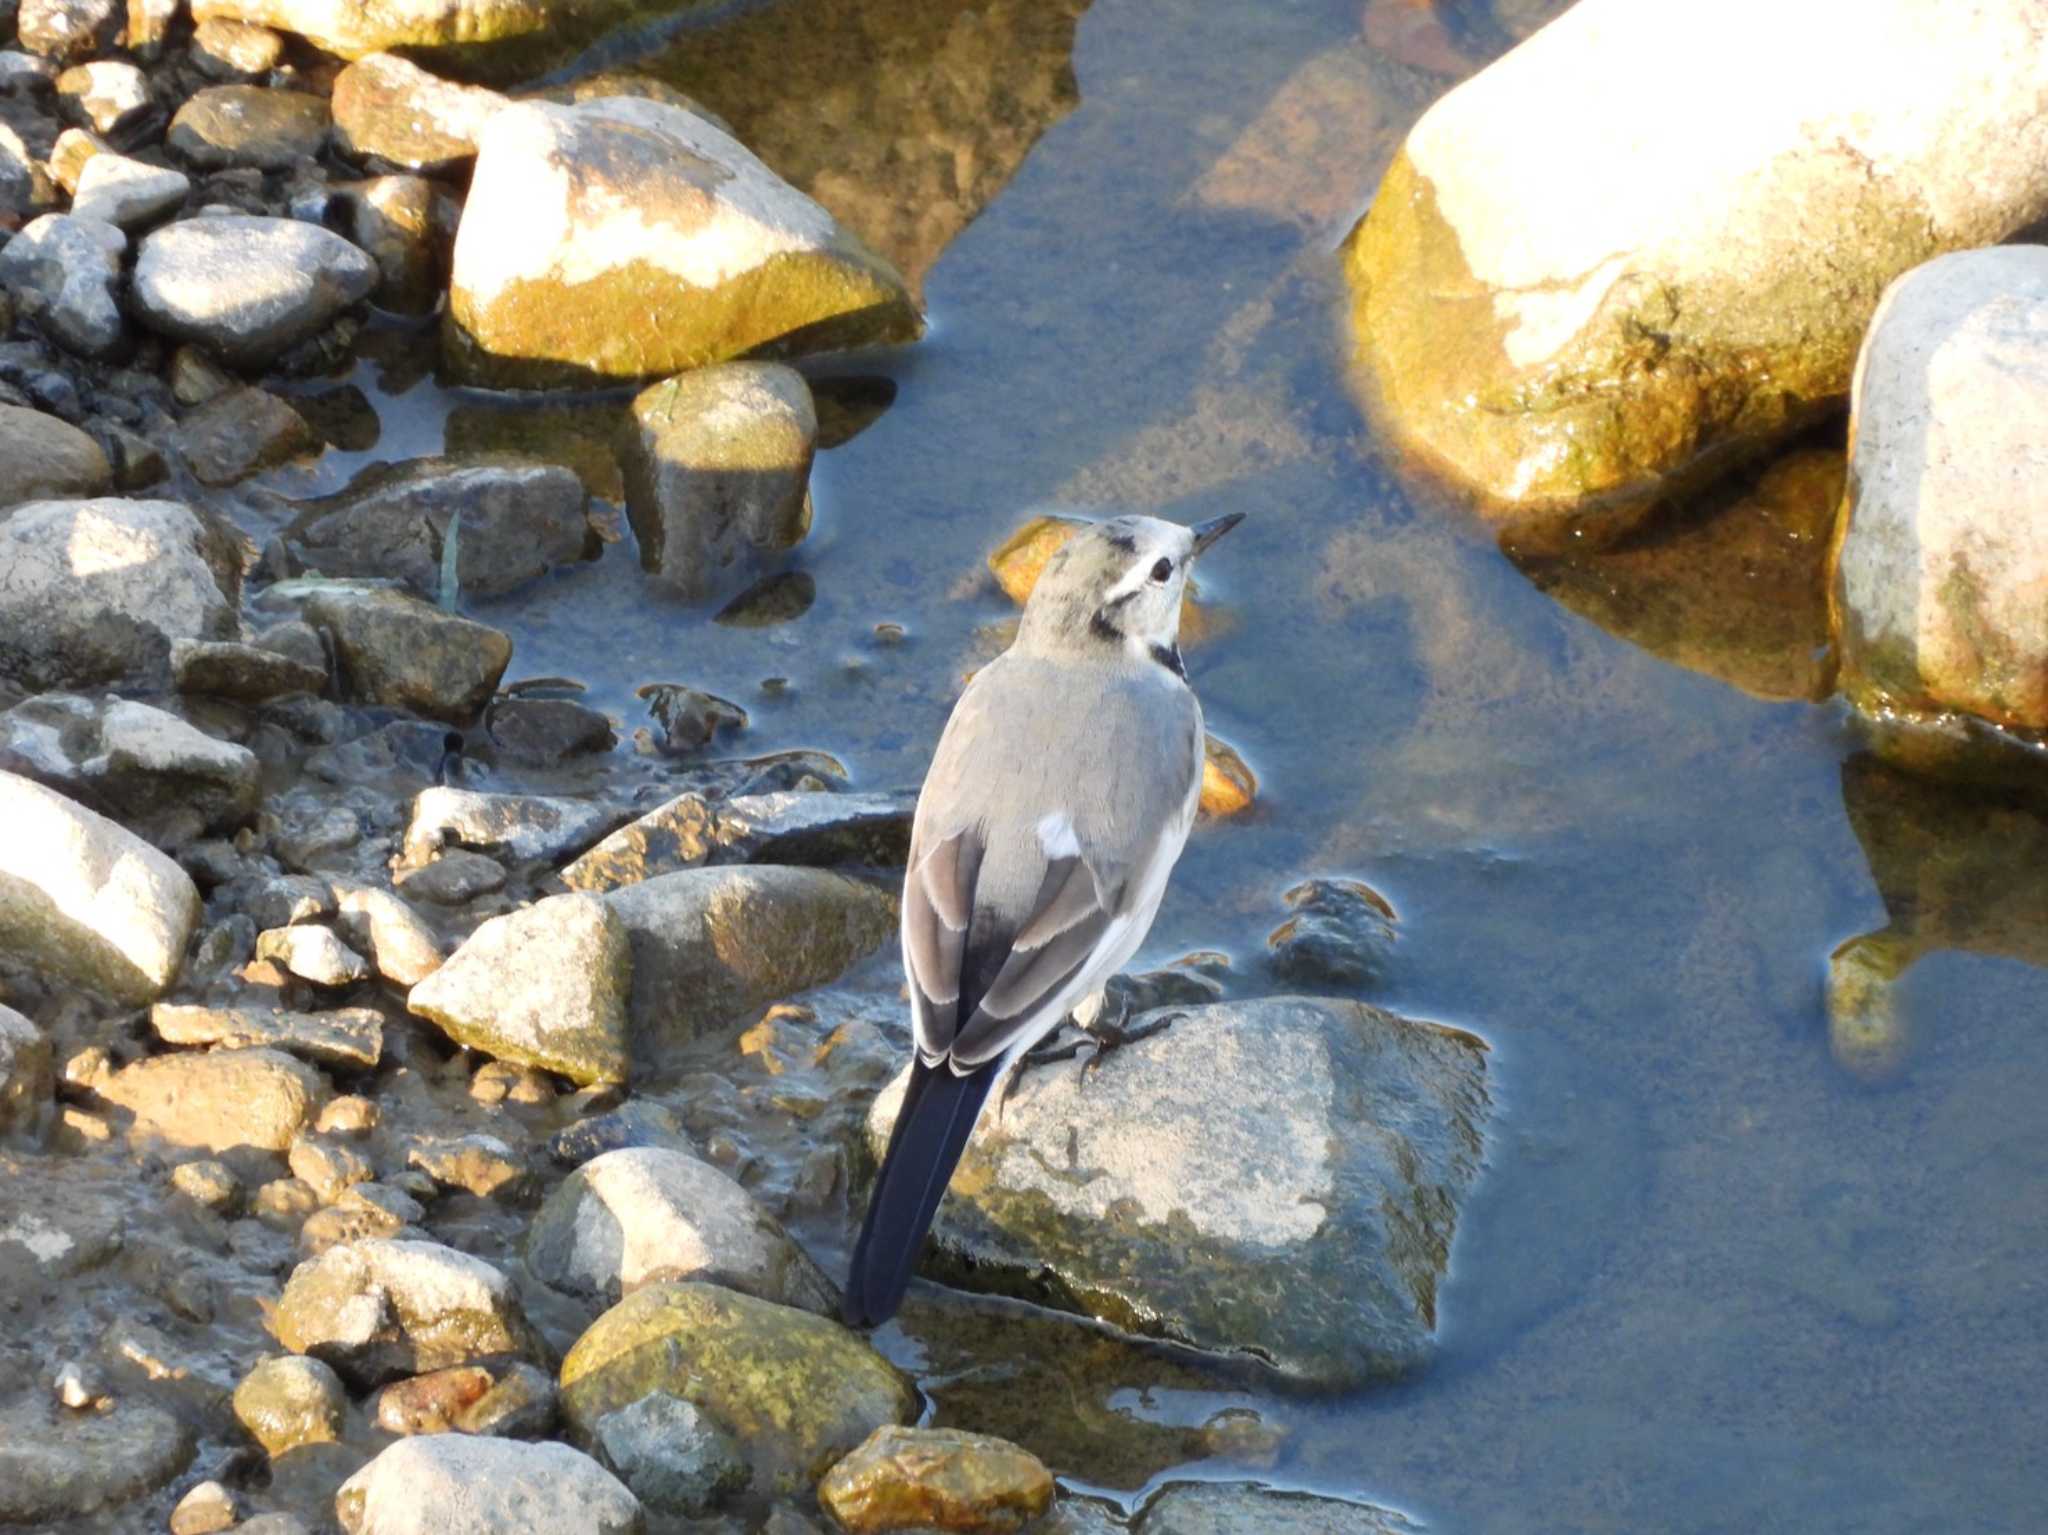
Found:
[0,0,1490,1528]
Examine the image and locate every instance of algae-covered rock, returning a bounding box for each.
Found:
[405,892,630,1085]
[298,584,512,723]
[336,1435,643,1535]
[601,866,896,1049]
[864,997,1490,1388]
[445,96,919,388]
[330,52,504,174]
[526,1145,838,1314]
[558,1281,915,1496]
[818,1425,1054,1535]
[275,1237,541,1390]
[1832,247,2048,728]
[233,1354,347,1455]
[620,362,815,601]
[1343,0,2048,547]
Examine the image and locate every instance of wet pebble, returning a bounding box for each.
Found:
[256,923,373,987]
[526,1145,839,1315]
[816,1425,1055,1535]
[274,1236,541,1390]
[177,385,317,486]
[233,1353,348,1455]
[170,1479,241,1535]
[547,1099,690,1166]
[406,1132,531,1201]
[1264,876,1397,991]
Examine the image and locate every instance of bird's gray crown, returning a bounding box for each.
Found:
[1015,513,1237,669]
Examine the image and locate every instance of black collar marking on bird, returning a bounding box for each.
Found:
[1151,642,1185,678]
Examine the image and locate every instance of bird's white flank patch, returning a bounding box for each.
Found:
[1035,812,1080,859]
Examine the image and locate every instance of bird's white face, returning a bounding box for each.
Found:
[1088,516,1197,653]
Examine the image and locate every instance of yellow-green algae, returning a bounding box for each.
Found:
[444,249,921,390]
[1343,149,1947,548]
[557,1281,915,1496]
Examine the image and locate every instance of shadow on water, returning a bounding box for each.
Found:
[226,0,2048,1527]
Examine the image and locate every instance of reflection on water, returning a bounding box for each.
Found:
[640,0,1091,293]
[231,0,2048,1528]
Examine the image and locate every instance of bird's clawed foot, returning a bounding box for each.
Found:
[1077,997,1180,1083]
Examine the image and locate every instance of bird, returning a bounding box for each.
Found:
[843,509,1244,1328]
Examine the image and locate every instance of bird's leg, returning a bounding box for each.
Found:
[1077,993,1181,1082]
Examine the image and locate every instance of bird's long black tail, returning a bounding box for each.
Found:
[844,1057,997,1327]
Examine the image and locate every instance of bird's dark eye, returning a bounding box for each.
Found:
[1149,557,1173,583]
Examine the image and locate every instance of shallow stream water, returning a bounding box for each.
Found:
[227,0,2048,1528]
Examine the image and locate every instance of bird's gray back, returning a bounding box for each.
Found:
[914,651,1202,924]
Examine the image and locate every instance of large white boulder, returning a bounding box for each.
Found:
[445,97,918,387]
[1345,0,2048,546]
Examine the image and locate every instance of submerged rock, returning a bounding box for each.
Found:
[275,1236,540,1390]
[287,453,595,602]
[865,997,1491,1388]
[0,212,124,359]
[619,362,816,601]
[406,892,630,1085]
[1833,246,2048,728]
[0,769,201,1002]
[101,1046,327,1152]
[1343,0,2048,547]
[336,1436,643,1535]
[558,1281,915,1497]
[445,97,919,387]
[526,1145,838,1314]
[132,215,376,366]
[1137,1484,1416,1534]
[0,404,110,507]
[1264,876,1397,991]
[0,497,238,690]
[602,866,897,1048]
[562,788,914,893]
[818,1426,1054,1535]
[298,585,512,722]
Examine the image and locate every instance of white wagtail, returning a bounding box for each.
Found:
[844,510,1244,1327]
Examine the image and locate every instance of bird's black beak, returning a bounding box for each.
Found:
[1190,512,1245,558]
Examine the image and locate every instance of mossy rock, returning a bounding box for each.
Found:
[558,1281,915,1496]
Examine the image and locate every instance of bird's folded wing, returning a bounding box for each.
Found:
[903,826,1126,1071]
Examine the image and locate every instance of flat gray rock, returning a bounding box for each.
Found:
[0,1399,193,1524]
[336,1436,643,1535]
[563,788,913,893]
[1,692,259,831]
[132,214,375,366]
[151,1001,383,1069]
[403,784,627,867]
[866,996,1492,1389]
[1137,1485,1417,1535]
[168,83,328,169]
